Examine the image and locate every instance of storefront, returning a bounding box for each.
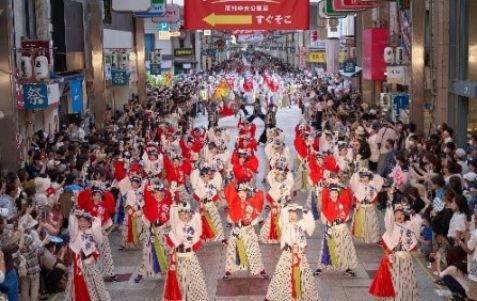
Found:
[448,0,477,145]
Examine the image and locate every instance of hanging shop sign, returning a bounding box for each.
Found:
[319,0,348,18]
[362,28,388,81]
[47,83,60,105]
[158,31,171,40]
[23,83,48,110]
[113,0,151,12]
[386,66,409,85]
[134,0,166,17]
[332,0,376,11]
[174,48,193,57]
[21,40,52,64]
[343,58,357,73]
[70,79,83,113]
[391,93,410,123]
[150,63,162,75]
[307,51,326,63]
[149,4,180,22]
[158,22,169,31]
[111,70,129,86]
[184,0,309,30]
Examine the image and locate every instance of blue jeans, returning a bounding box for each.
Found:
[0,269,19,301]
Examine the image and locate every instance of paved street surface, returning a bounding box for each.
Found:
[65,106,449,301]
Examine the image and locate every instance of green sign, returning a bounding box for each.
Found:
[150,63,161,75]
[152,0,164,3]
[111,70,129,86]
[343,59,356,73]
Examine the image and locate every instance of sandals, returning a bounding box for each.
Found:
[134,274,143,283]
[345,269,356,277]
[222,272,231,281]
[313,269,322,276]
[260,271,270,280]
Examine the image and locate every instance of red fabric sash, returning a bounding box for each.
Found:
[73,254,91,301]
[164,253,182,301]
[369,252,395,297]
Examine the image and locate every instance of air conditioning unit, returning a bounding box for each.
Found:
[395,47,404,65]
[380,93,392,108]
[384,47,395,64]
[350,47,357,58]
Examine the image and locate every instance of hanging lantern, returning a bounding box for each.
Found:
[120,50,129,70]
[34,52,49,80]
[20,56,33,79]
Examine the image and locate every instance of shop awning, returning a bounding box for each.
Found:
[339,66,362,78]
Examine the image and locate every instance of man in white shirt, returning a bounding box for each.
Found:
[367,124,380,172]
[376,123,398,176]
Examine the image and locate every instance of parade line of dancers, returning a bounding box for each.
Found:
[64,112,421,301]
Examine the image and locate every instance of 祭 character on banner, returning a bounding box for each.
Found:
[314,184,358,277]
[120,175,145,250]
[349,168,384,244]
[265,204,320,301]
[369,202,422,301]
[64,210,111,301]
[223,182,269,280]
[135,182,172,283]
[192,167,225,243]
[77,186,117,281]
[260,169,294,244]
[163,202,209,301]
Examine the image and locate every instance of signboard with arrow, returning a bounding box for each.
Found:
[184,0,309,30]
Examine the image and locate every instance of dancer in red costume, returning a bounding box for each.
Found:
[222,182,269,280]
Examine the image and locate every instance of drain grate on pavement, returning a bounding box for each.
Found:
[216,278,270,296]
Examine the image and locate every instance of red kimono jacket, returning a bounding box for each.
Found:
[225,183,264,225]
[142,186,173,225]
[321,187,353,224]
[163,156,192,185]
[77,189,116,227]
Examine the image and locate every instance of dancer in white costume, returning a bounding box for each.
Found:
[265,204,319,301]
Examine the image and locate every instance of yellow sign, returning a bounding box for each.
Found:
[339,51,347,63]
[170,31,180,37]
[307,51,326,63]
[158,31,170,40]
[202,13,253,27]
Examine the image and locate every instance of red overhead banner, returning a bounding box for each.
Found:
[184,0,310,30]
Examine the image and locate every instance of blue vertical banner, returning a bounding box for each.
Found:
[70,79,83,113]
[23,84,48,110]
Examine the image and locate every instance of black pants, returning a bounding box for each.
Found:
[259,126,274,144]
[247,112,265,123]
[442,275,467,298]
[369,161,378,172]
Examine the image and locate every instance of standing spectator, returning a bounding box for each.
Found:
[367,124,380,172]
[376,123,398,176]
